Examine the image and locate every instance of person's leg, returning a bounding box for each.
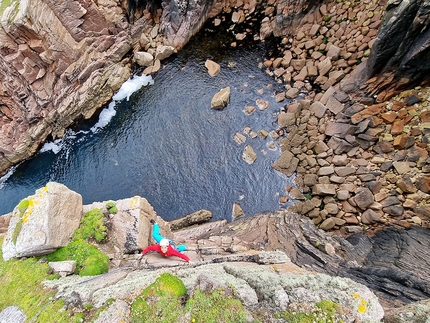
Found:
[152,223,164,243]
[176,245,187,252]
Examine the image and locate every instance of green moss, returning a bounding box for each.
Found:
[275,300,344,323]
[106,201,118,214]
[17,199,29,216]
[275,311,316,322]
[73,208,107,243]
[323,15,331,22]
[185,289,247,323]
[131,274,247,323]
[131,273,185,323]
[0,237,85,323]
[12,218,23,244]
[316,300,341,318]
[45,240,109,276]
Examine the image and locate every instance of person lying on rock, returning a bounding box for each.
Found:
[141,219,190,262]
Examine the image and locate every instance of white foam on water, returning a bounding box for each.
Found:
[0,165,18,189]
[90,101,116,133]
[39,74,154,153]
[112,74,154,101]
[40,139,63,154]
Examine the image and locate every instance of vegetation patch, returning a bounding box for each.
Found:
[106,201,118,214]
[11,218,23,244]
[73,208,108,243]
[45,207,109,276]
[275,300,344,323]
[45,240,109,276]
[17,198,29,216]
[0,237,83,323]
[131,273,186,323]
[185,288,247,323]
[131,273,247,323]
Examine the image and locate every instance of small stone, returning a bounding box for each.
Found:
[320,218,336,231]
[242,145,257,164]
[256,99,270,110]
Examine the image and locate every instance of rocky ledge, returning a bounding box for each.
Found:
[1,182,430,322]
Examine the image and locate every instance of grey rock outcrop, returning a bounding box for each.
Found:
[0,306,26,323]
[84,196,165,256]
[2,182,82,260]
[44,255,384,323]
[48,260,77,277]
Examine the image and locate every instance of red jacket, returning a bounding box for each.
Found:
[141,244,190,262]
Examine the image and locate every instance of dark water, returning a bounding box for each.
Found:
[0,33,294,221]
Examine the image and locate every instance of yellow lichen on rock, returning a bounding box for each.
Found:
[130,196,140,209]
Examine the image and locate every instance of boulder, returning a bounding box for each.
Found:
[272,150,299,177]
[170,209,213,231]
[205,59,221,77]
[154,45,175,61]
[2,182,83,260]
[242,145,257,164]
[48,260,77,277]
[99,196,155,253]
[211,87,230,110]
[134,51,154,67]
[232,203,245,220]
[353,188,375,211]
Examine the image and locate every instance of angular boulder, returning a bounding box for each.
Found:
[84,196,157,254]
[211,87,231,110]
[205,59,221,77]
[170,209,213,231]
[272,150,299,177]
[2,182,83,260]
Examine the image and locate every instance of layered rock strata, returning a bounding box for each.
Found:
[0,0,132,175]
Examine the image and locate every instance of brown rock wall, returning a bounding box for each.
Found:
[0,0,132,176]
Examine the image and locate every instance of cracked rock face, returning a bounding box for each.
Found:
[0,0,132,176]
[43,257,384,323]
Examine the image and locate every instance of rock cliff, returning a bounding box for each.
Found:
[0,0,132,176]
[2,0,429,177]
[2,182,430,321]
[343,0,430,101]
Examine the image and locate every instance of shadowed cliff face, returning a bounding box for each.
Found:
[348,0,430,100]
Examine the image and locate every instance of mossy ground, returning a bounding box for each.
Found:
[0,237,84,323]
[131,273,248,323]
[73,208,108,243]
[45,240,109,276]
[275,300,344,323]
[45,207,110,276]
